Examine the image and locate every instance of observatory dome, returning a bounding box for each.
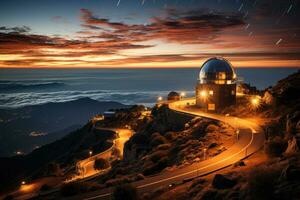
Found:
[199,57,236,84]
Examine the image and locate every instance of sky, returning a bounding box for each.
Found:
[0,0,300,68]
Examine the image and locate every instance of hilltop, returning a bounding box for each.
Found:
[1,71,300,200]
[137,70,300,200]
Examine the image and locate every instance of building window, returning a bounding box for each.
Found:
[214,80,225,84]
[208,104,215,111]
[217,72,226,79]
[209,90,214,95]
[231,90,235,95]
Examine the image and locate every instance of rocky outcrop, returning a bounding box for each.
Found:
[280,164,300,182]
[123,133,149,162]
[150,104,194,133]
[286,111,300,137]
[284,136,299,155]
[123,105,194,162]
[212,174,236,189]
[234,160,246,167]
[271,70,300,105]
[263,90,275,106]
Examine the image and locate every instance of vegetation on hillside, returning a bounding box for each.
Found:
[0,121,116,192]
[140,71,300,200]
[90,104,234,188]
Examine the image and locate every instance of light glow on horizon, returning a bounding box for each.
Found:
[0,1,299,68]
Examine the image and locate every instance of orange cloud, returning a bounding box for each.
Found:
[0,8,299,68]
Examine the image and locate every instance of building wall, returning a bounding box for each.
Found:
[167,95,181,101]
[195,83,236,112]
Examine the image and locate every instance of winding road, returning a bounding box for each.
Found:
[76,98,265,200]
[69,128,133,182]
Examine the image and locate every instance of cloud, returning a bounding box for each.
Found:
[79,8,246,44]
[152,11,244,43]
[0,8,299,67]
[0,26,31,33]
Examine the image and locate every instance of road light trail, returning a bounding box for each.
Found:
[82,98,265,200]
[68,128,133,182]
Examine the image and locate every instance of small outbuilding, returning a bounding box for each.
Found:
[167,91,181,101]
[103,111,116,119]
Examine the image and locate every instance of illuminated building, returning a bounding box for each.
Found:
[195,57,236,112]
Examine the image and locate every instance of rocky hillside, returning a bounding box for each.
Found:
[140,70,300,200]
[86,105,235,188]
[262,70,300,155]
[0,118,117,193]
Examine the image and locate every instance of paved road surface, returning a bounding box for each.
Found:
[74,98,265,200]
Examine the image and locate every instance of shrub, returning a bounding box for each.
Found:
[165,132,177,140]
[113,184,138,200]
[264,136,287,157]
[44,162,61,176]
[106,177,130,187]
[143,156,169,175]
[247,165,281,199]
[205,124,219,133]
[149,150,169,163]
[40,184,52,191]
[60,182,81,196]
[156,143,171,151]
[94,158,110,170]
[3,195,14,200]
[60,182,103,197]
[136,173,145,181]
[150,133,168,147]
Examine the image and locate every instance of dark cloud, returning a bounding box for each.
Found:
[0,26,31,33]
[146,9,245,44]
[80,8,245,44]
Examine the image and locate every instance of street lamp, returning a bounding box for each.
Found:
[157,96,163,101]
[203,148,207,160]
[21,181,26,185]
[89,151,93,157]
[236,130,240,141]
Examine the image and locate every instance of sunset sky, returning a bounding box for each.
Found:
[0,0,300,68]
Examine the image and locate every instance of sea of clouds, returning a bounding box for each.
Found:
[0,89,195,108]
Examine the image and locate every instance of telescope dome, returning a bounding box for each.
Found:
[199,57,236,84]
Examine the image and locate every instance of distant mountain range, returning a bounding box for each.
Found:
[0,97,127,157]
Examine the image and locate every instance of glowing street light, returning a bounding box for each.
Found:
[251,98,259,106]
[250,96,261,109]
[200,90,207,98]
[21,181,26,185]
[157,96,163,101]
[89,151,93,156]
[180,92,186,98]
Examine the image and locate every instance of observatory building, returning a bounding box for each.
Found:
[195,57,236,112]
